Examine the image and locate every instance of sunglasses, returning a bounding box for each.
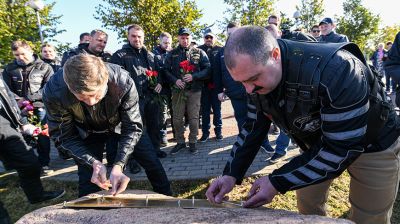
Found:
[312,30,320,33]
[205,36,213,40]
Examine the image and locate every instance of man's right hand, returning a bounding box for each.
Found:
[91,160,111,190]
[175,79,186,89]
[205,175,236,204]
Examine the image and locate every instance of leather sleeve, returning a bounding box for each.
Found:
[222,97,271,184]
[163,52,178,84]
[113,74,143,166]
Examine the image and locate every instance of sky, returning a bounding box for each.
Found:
[47,0,400,53]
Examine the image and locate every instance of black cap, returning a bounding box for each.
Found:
[178,27,192,36]
[319,17,334,25]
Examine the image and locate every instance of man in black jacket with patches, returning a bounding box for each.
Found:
[206,26,399,224]
[43,54,172,197]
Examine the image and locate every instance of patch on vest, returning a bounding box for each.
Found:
[293,115,320,132]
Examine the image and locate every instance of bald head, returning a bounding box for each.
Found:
[224,26,278,70]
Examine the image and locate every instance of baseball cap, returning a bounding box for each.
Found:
[178,27,192,36]
[319,17,334,25]
[204,32,215,38]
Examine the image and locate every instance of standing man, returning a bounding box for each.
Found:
[164,28,210,155]
[198,31,223,142]
[61,29,111,66]
[2,40,54,175]
[215,22,247,133]
[318,17,349,43]
[41,43,61,72]
[206,26,399,224]
[43,54,172,197]
[153,32,173,147]
[0,77,65,224]
[111,24,167,164]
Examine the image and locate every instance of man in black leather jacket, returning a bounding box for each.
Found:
[206,26,400,224]
[164,27,211,154]
[2,40,54,175]
[0,78,65,224]
[43,54,172,197]
[61,29,111,66]
[384,31,400,106]
[111,24,167,163]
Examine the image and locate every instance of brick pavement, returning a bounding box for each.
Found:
[0,100,300,182]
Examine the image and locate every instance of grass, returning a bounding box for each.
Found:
[1,171,399,223]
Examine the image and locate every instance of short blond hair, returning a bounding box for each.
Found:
[63,54,109,94]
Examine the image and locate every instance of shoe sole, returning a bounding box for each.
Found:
[198,139,208,143]
[170,148,185,155]
[32,190,66,204]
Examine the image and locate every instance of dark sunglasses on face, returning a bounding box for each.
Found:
[205,36,213,40]
[312,30,320,33]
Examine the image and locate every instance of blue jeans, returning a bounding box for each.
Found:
[76,133,172,197]
[201,87,222,136]
[262,130,290,155]
[230,97,247,133]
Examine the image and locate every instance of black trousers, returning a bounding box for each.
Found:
[75,133,172,197]
[0,113,44,203]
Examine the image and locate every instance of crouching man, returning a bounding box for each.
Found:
[43,54,172,197]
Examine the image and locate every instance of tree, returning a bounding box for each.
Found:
[295,0,324,32]
[95,0,204,49]
[223,0,276,26]
[335,0,380,51]
[0,0,64,65]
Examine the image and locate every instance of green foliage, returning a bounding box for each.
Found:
[335,0,380,51]
[223,0,276,26]
[375,25,400,48]
[279,12,295,32]
[0,0,64,65]
[295,0,325,32]
[94,0,204,50]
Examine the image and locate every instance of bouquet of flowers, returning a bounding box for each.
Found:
[19,100,49,138]
[171,60,196,104]
[145,69,166,106]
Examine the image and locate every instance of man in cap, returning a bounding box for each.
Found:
[164,27,210,155]
[198,30,223,142]
[318,17,349,43]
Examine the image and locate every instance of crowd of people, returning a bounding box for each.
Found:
[1,12,400,224]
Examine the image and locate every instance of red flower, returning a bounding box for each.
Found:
[145,70,158,77]
[41,128,49,137]
[33,128,41,136]
[179,60,195,73]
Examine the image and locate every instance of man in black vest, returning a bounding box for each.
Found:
[206,26,399,224]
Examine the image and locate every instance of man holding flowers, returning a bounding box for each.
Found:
[164,28,211,155]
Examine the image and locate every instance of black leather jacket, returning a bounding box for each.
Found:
[223,39,399,193]
[2,54,53,108]
[111,44,161,98]
[164,46,211,92]
[42,57,61,72]
[0,78,27,128]
[43,64,143,167]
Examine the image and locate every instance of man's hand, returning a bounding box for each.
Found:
[175,79,186,89]
[218,92,226,102]
[21,124,39,136]
[154,83,162,93]
[109,164,130,196]
[242,176,279,208]
[206,175,236,204]
[183,74,193,83]
[91,160,111,190]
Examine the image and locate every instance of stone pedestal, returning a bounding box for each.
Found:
[17,190,353,224]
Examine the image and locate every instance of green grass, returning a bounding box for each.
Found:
[1,171,399,223]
